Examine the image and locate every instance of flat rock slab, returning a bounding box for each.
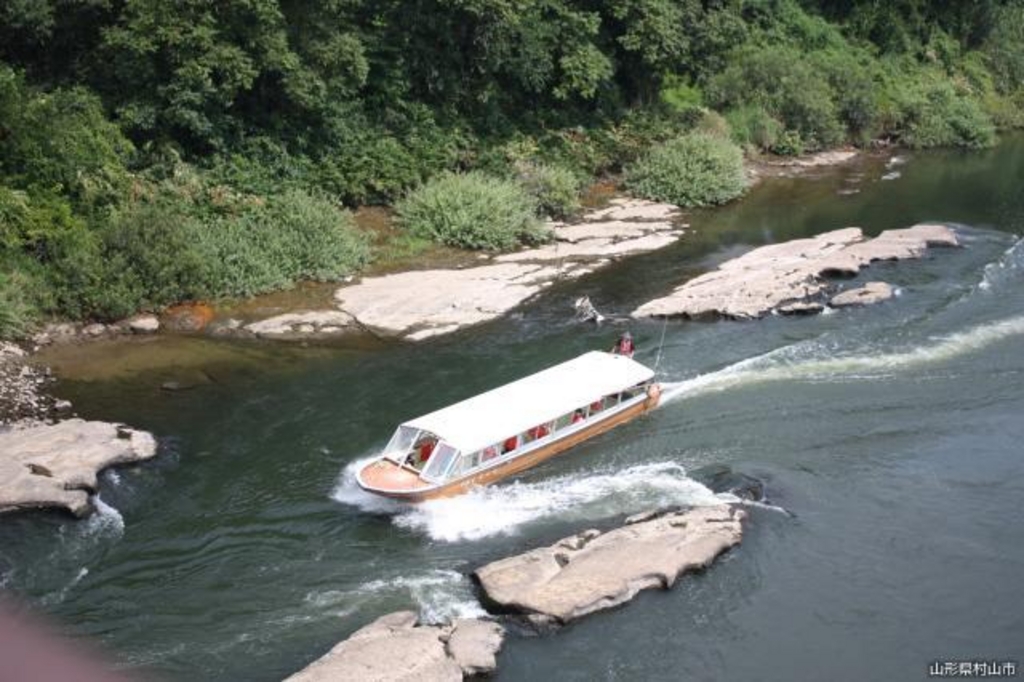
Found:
[474,505,745,626]
[633,224,958,320]
[0,419,157,517]
[284,612,503,682]
[329,198,685,340]
[244,310,356,339]
[829,281,895,307]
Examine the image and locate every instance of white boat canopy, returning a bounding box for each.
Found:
[403,351,655,454]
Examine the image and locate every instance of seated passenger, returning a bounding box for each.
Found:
[482,445,498,461]
[589,400,603,414]
[502,435,518,453]
[415,437,436,464]
[571,409,585,424]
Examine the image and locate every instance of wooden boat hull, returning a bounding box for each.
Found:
[358,384,661,502]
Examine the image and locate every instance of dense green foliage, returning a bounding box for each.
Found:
[396,173,548,250]
[2,0,1022,336]
[627,133,747,207]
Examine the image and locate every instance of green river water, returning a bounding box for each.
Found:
[2,138,1023,681]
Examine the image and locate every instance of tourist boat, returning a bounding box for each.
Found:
[356,351,661,502]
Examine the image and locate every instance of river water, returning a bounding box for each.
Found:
[2,139,1023,681]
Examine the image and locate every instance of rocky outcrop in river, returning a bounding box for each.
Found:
[632,224,959,320]
[0,419,157,517]
[245,198,685,341]
[474,505,745,626]
[284,612,504,682]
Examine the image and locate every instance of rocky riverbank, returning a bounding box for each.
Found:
[2,342,160,518]
[249,197,685,341]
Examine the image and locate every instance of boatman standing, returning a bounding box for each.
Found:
[611,331,635,358]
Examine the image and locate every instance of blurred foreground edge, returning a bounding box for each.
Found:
[0,595,138,682]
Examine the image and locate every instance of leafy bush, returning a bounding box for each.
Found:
[626,132,746,207]
[396,172,548,250]
[35,186,371,320]
[707,46,844,152]
[514,162,582,219]
[892,79,996,149]
[0,265,42,339]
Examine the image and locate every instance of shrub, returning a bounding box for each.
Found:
[893,79,996,149]
[708,46,845,151]
[0,266,42,339]
[37,186,371,319]
[186,190,371,299]
[514,162,582,219]
[725,105,782,152]
[626,132,746,207]
[396,172,548,250]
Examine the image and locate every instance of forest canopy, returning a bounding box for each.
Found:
[2,0,1022,335]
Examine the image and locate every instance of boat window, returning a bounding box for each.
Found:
[501,435,519,454]
[481,444,500,464]
[384,426,419,457]
[524,422,552,443]
[554,412,574,431]
[622,384,644,401]
[423,442,459,480]
[602,393,621,410]
[453,450,482,476]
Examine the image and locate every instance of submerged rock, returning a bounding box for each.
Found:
[690,464,766,502]
[244,310,355,340]
[161,303,215,332]
[829,281,895,307]
[474,505,745,626]
[0,419,157,517]
[283,611,504,682]
[632,224,958,320]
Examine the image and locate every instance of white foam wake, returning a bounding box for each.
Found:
[660,314,1024,405]
[978,236,1024,292]
[333,459,725,542]
[305,569,484,623]
[86,495,125,539]
[406,462,721,542]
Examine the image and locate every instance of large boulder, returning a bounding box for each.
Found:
[283,612,504,682]
[0,419,157,517]
[632,224,958,320]
[474,505,745,626]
